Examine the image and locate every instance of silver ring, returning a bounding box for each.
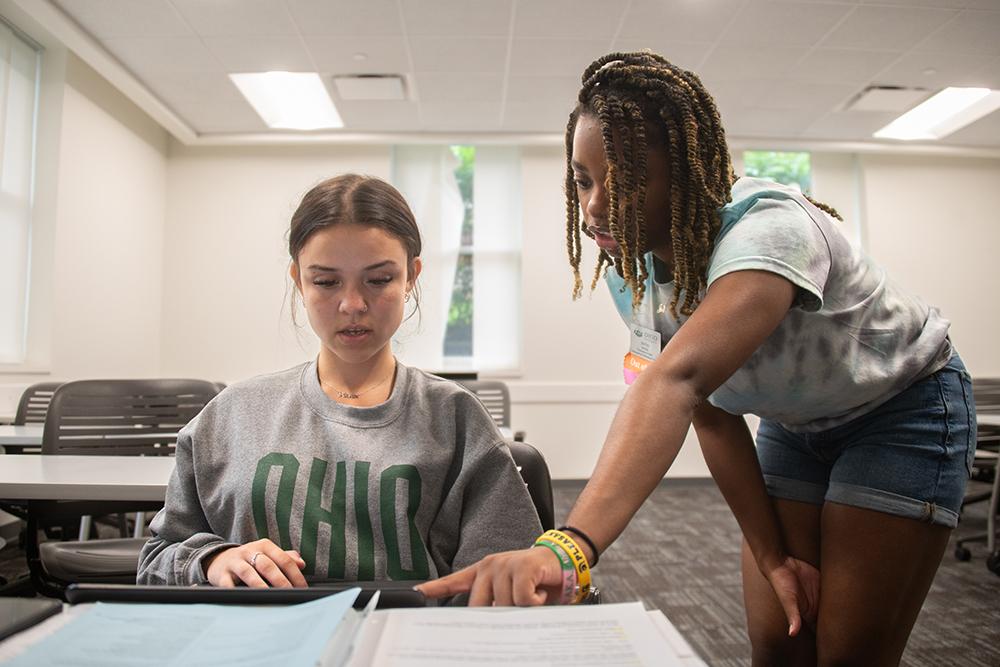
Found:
[249,551,264,568]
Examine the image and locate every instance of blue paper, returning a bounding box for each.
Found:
[5,588,361,666]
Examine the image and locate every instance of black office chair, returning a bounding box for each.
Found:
[2,383,62,547]
[28,378,218,597]
[955,378,1000,575]
[459,379,526,441]
[508,441,554,531]
[13,381,62,427]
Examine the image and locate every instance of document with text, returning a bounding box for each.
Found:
[345,602,706,667]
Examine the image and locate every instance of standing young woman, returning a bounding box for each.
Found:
[419,52,976,665]
[138,174,541,589]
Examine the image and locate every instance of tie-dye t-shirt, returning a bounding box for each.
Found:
[607,177,952,433]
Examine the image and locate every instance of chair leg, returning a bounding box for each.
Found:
[78,516,92,542]
[133,512,145,538]
[988,462,999,554]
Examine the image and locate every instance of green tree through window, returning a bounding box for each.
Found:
[744,151,811,194]
[443,146,474,358]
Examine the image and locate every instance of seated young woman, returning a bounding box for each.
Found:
[137,174,541,588]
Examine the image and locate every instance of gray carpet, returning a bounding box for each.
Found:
[553,479,1000,667]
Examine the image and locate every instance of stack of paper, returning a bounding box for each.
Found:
[0,592,705,667]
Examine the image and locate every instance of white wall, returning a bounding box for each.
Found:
[159,144,391,382]
[0,52,169,412]
[861,154,1000,376]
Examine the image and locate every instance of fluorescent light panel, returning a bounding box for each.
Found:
[874,87,1000,141]
[230,72,343,130]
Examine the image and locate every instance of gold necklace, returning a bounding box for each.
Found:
[320,368,394,400]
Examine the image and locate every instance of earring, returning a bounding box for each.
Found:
[362,304,369,313]
[404,292,411,303]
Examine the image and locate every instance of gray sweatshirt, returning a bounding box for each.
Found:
[137,361,541,585]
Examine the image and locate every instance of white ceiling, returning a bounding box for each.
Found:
[35,0,1000,146]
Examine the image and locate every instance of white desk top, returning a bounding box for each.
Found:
[0,455,173,501]
[0,424,43,446]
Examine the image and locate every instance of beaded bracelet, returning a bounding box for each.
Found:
[533,541,578,605]
[537,529,591,603]
[558,525,600,567]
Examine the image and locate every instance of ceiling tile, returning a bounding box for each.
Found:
[418,101,501,130]
[620,0,745,43]
[102,36,222,73]
[914,9,1000,56]
[608,40,715,72]
[789,49,900,85]
[791,48,902,85]
[944,107,1000,146]
[719,1,854,47]
[304,36,411,74]
[52,0,193,38]
[801,110,899,141]
[821,5,958,50]
[203,36,315,72]
[502,101,574,132]
[409,37,507,73]
[873,51,997,89]
[170,0,298,37]
[142,71,267,133]
[508,39,610,77]
[513,0,625,40]
[722,107,819,138]
[755,81,860,112]
[701,79,769,114]
[505,76,580,105]
[336,101,420,131]
[401,0,513,37]
[699,45,810,80]
[414,73,504,103]
[285,0,404,36]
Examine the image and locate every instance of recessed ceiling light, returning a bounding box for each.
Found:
[874,87,1000,141]
[229,72,343,130]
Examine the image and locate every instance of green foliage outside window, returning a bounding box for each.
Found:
[744,151,811,195]
[443,146,475,357]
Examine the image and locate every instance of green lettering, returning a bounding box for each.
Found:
[379,464,428,580]
[354,461,375,580]
[251,453,299,550]
[300,458,346,577]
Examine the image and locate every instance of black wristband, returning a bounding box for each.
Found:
[559,525,599,567]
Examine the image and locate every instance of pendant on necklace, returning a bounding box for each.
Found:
[337,391,359,399]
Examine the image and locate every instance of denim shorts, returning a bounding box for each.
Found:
[755,354,976,528]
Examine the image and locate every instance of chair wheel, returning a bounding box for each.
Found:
[955,546,972,561]
[987,552,1000,576]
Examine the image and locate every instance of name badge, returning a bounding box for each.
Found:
[623,324,661,385]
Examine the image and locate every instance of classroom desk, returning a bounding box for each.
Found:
[0,424,43,448]
[0,455,173,502]
[1,424,514,445]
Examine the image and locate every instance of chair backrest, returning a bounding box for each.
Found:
[13,382,63,425]
[42,379,219,456]
[459,380,510,429]
[973,378,1000,414]
[508,441,555,531]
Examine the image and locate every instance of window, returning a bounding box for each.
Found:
[444,146,473,357]
[392,145,521,372]
[744,151,811,194]
[0,20,40,363]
